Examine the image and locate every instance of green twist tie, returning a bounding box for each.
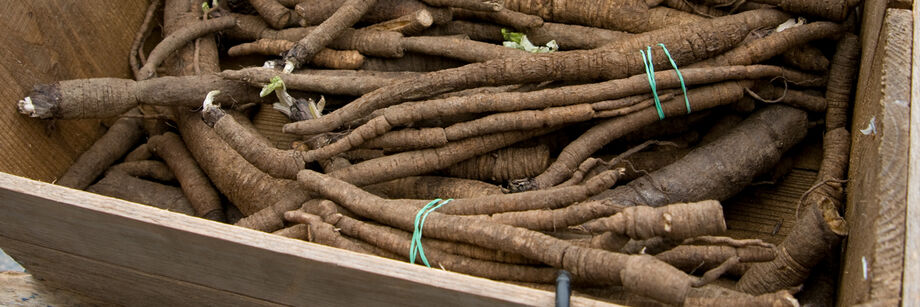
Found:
[409,198,452,267]
[640,44,692,120]
[640,47,665,120]
[658,43,691,115]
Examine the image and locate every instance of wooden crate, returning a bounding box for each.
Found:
[0,1,916,306]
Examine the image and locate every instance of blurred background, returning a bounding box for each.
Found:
[0,249,24,272]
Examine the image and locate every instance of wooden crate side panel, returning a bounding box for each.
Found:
[0,1,147,182]
[842,8,912,306]
[860,0,891,96]
[0,172,618,307]
[0,238,280,307]
[901,3,920,307]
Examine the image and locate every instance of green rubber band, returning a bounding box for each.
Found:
[640,47,665,120]
[409,198,452,267]
[657,43,691,114]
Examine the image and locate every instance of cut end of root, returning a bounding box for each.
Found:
[18,97,37,117]
[283,60,296,74]
[504,178,538,193]
[19,83,61,119]
[201,90,225,127]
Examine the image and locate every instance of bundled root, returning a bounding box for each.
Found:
[88,170,196,216]
[284,0,380,68]
[736,128,850,294]
[501,0,650,32]
[137,16,237,79]
[249,0,303,29]
[228,40,365,69]
[299,64,816,163]
[298,168,720,305]
[204,106,305,179]
[221,67,416,96]
[824,33,859,130]
[445,144,551,182]
[572,200,727,240]
[148,132,226,221]
[284,210,403,259]
[401,35,529,62]
[227,13,406,58]
[656,242,776,276]
[54,111,144,189]
[283,9,790,135]
[295,0,450,26]
[287,210,557,282]
[492,105,806,230]
[124,143,154,162]
[108,160,176,183]
[449,7,543,30]
[363,9,435,35]
[18,75,264,119]
[363,176,503,199]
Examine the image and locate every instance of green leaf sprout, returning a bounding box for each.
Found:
[501,28,558,53]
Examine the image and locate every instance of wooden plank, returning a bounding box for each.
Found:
[0,237,279,307]
[0,271,102,307]
[859,0,893,99]
[722,169,818,245]
[0,172,619,307]
[0,1,147,182]
[841,8,912,306]
[901,3,920,307]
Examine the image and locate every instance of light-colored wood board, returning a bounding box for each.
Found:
[0,271,102,307]
[841,8,912,306]
[0,172,619,307]
[722,169,817,245]
[901,3,920,307]
[1,237,279,307]
[859,0,892,102]
[0,1,147,182]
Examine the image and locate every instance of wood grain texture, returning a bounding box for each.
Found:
[841,8,912,306]
[1,238,280,307]
[0,271,101,307]
[252,104,300,149]
[0,1,148,182]
[902,3,920,306]
[0,172,619,307]
[722,169,818,245]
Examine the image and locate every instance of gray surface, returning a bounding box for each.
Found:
[0,248,24,272]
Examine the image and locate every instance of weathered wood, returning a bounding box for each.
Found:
[1,241,276,307]
[0,1,147,182]
[902,3,920,306]
[0,172,618,307]
[841,8,912,306]
[722,169,817,245]
[0,271,101,306]
[859,0,892,98]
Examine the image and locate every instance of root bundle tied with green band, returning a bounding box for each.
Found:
[640,43,691,120]
[410,198,452,267]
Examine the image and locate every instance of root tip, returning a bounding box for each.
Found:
[18,97,37,117]
[201,90,225,127]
